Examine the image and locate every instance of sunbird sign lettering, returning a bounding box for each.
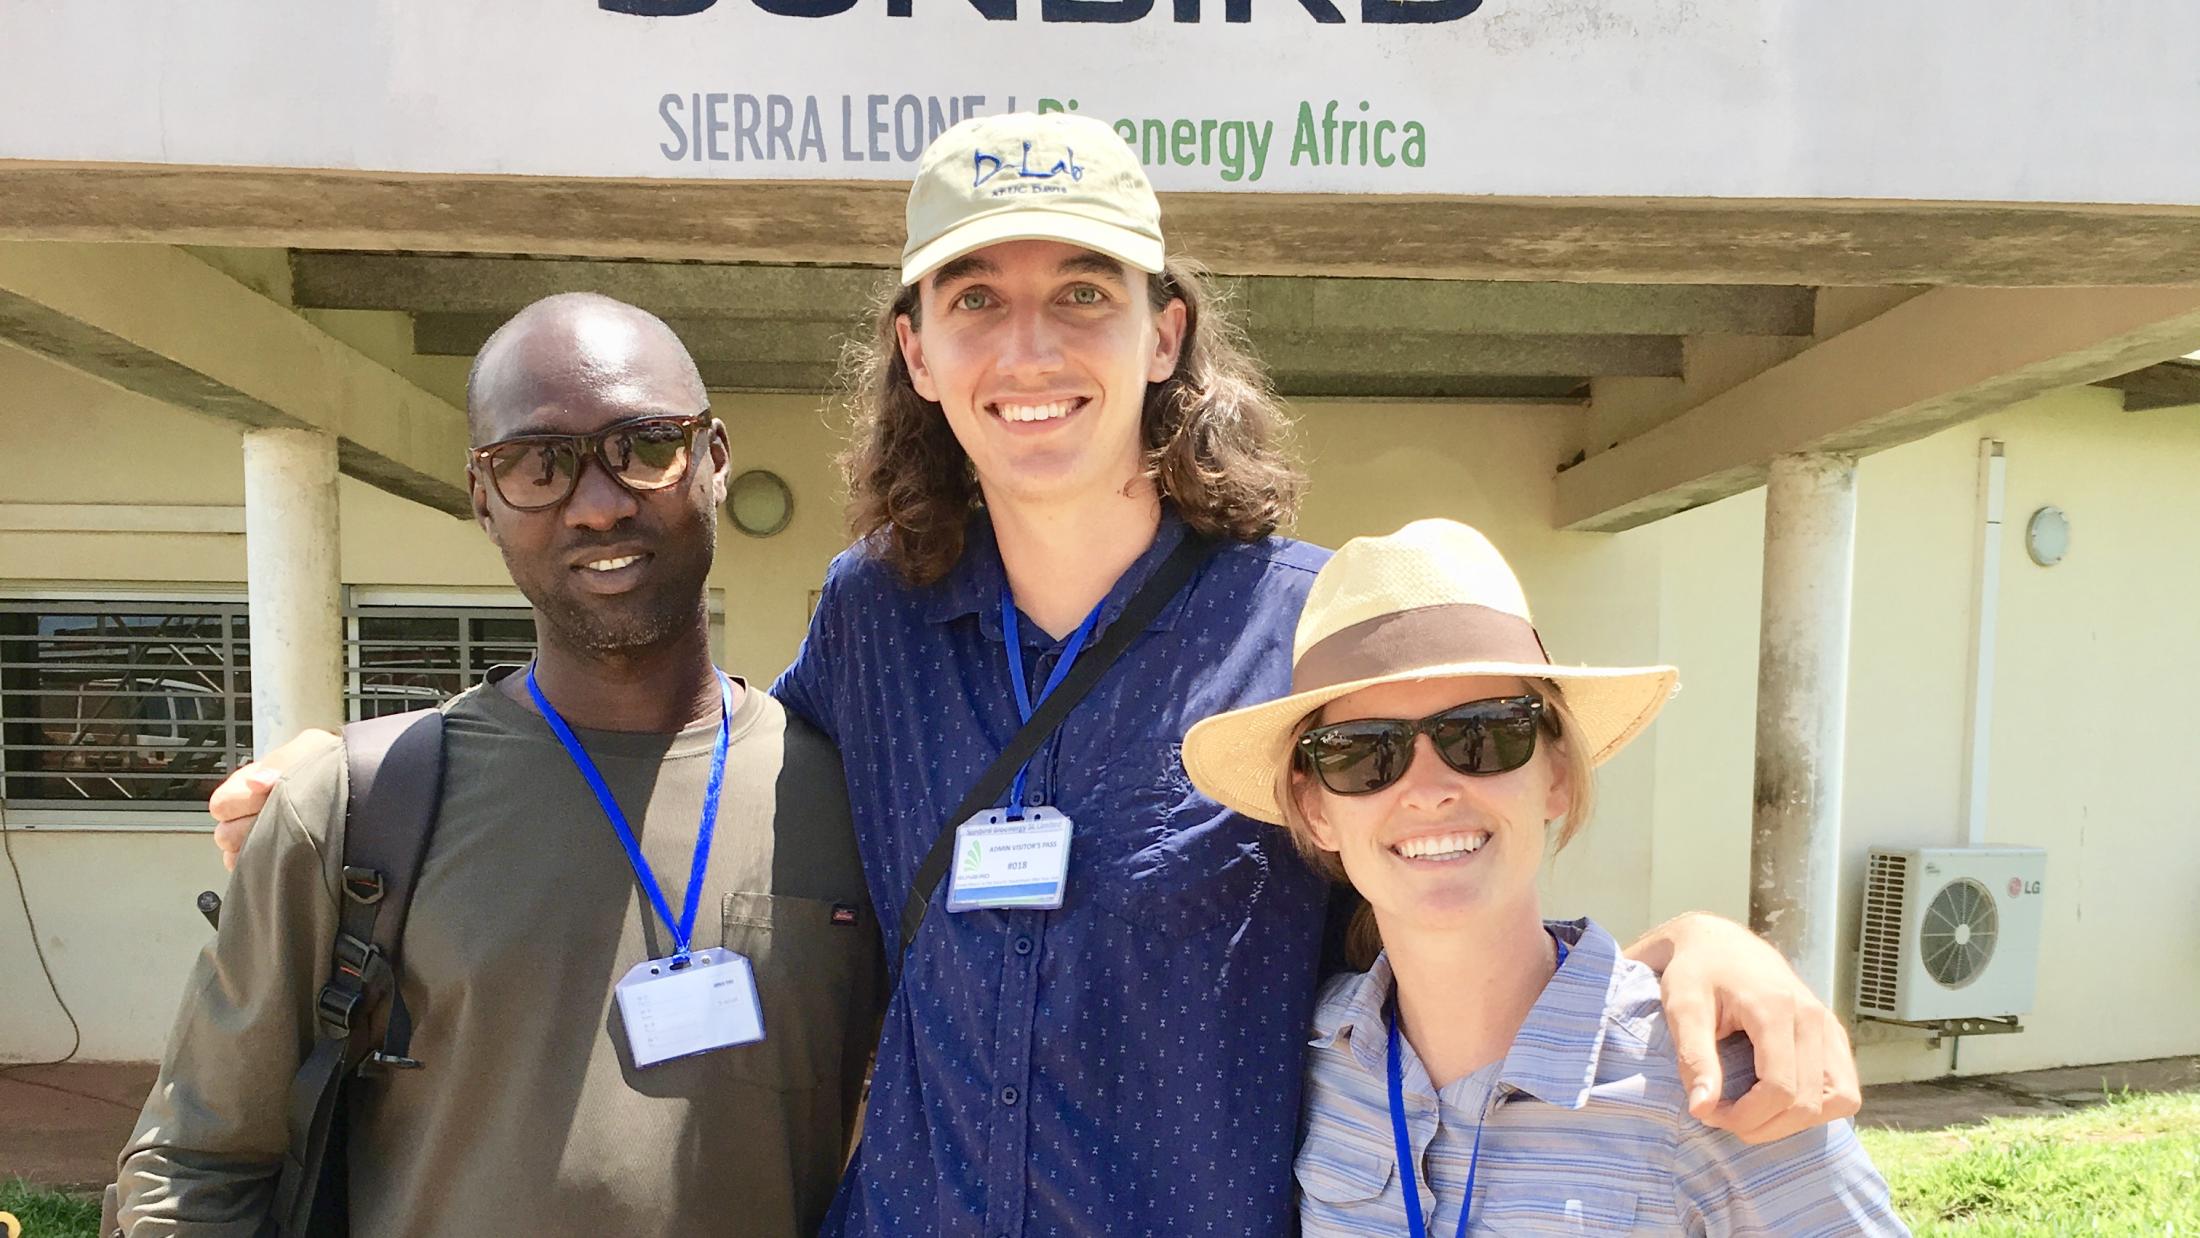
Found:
[604,0,1482,23]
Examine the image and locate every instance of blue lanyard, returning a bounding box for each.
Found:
[998,586,1104,817]
[1386,934,1569,1237]
[527,665,733,963]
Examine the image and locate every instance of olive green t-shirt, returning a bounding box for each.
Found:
[118,672,883,1238]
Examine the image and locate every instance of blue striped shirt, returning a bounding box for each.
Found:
[1298,919,1908,1236]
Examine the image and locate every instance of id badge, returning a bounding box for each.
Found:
[946,806,1075,912]
[613,946,765,1068]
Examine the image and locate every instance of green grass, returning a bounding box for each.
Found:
[0,1178,100,1238]
[1858,1090,2200,1234]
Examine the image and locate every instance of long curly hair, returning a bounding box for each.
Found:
[836,257,1306,585]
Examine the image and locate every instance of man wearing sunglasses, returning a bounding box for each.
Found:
[115,293,882,1238]
[211,117,1862,1236]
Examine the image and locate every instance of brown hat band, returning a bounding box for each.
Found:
[1291,603,1552,695]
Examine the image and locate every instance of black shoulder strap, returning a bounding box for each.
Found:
[272,708,445,1238]
[895,533,1218,968]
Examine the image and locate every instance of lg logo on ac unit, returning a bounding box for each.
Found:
[2007,877,2043,898]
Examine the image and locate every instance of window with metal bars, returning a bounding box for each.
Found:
[0,601,253,808]
[0,599,534,810]
[346,606,536,721]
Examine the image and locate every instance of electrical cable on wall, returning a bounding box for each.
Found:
[1,818,82,1073]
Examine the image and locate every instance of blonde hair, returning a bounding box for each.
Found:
[1274,680,1597,970]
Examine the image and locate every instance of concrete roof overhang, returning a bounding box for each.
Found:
[2,162,2198,529]
[288,249,1822,403]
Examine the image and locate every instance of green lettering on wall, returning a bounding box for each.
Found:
[1290,101,1319,165]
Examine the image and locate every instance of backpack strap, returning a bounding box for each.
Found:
[271,708,445,1238]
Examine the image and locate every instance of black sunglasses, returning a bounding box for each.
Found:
[1294,695,1549,797]
[470,411,712,512]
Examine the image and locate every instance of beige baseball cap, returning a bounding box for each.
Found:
[901,112,1164,287]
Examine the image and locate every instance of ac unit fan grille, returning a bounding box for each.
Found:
[1921,877,1999,989]
[1857,852,1908,1013]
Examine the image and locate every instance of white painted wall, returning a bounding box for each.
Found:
[1639,387,2200,1083]
[4,334,2197,1087]
[1848,391,2200,1081]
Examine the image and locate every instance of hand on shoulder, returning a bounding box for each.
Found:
[209,728,341,870]
[1645,911,1863,1144]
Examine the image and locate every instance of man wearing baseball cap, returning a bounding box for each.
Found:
[211,112,1864,1235]
[780,111,1863,1236]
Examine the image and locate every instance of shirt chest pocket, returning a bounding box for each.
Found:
[1078,740,1269,939]
[1294,1139,1396,1235]
[1295,1137,1395,1203]
[1477,1183,1639,1234]
[709,891,879,1090]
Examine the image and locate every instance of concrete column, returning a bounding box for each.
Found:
[243,427,344,755]
[1750,452,1858,1002]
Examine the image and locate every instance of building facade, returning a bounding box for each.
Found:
[3,1,2198,1086]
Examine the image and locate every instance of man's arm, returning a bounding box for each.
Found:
[121,737,346,1236]
[1626,912,1863,1145]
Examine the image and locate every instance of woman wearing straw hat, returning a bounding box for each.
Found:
[1182,520,1903,1235]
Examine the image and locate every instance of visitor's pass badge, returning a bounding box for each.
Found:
[947,807,1074,912]
[613,946,764,1068]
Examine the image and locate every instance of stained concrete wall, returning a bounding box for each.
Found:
[4,334,2197,1090]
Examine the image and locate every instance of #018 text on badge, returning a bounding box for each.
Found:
[946,806,1075,912]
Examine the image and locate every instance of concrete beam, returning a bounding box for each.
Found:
[297,252,886,320]
[297,250,1815,337]
[8,163,2200,284]
[1555,286,2200,532]
[695,360,844,393]
[2096,359,2200,411]
[415,313,858,366]
[1265,333,1677,379]
[0,242,470,517]
[1267,374,1586,402]
[1230,279,1813,337]
[687,364,1586,401]
[414,308,1672,382]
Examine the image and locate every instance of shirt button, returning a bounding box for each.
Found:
[1014,935,1034,956]
[1026,791,1046,807]
[1000,1086,1020,1106]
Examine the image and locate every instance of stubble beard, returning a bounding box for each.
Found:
[519,516,716,660]
[534,586,699,656]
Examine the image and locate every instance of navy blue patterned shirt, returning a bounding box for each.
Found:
[773,512,1333,1237]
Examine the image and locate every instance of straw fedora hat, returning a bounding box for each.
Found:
[1181,519,1679,824]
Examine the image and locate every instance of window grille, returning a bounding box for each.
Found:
[1,599,535,809]
[0,601,252,808]
[346,605,535,721]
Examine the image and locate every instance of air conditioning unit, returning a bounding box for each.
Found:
[1854,846,2046,1023]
